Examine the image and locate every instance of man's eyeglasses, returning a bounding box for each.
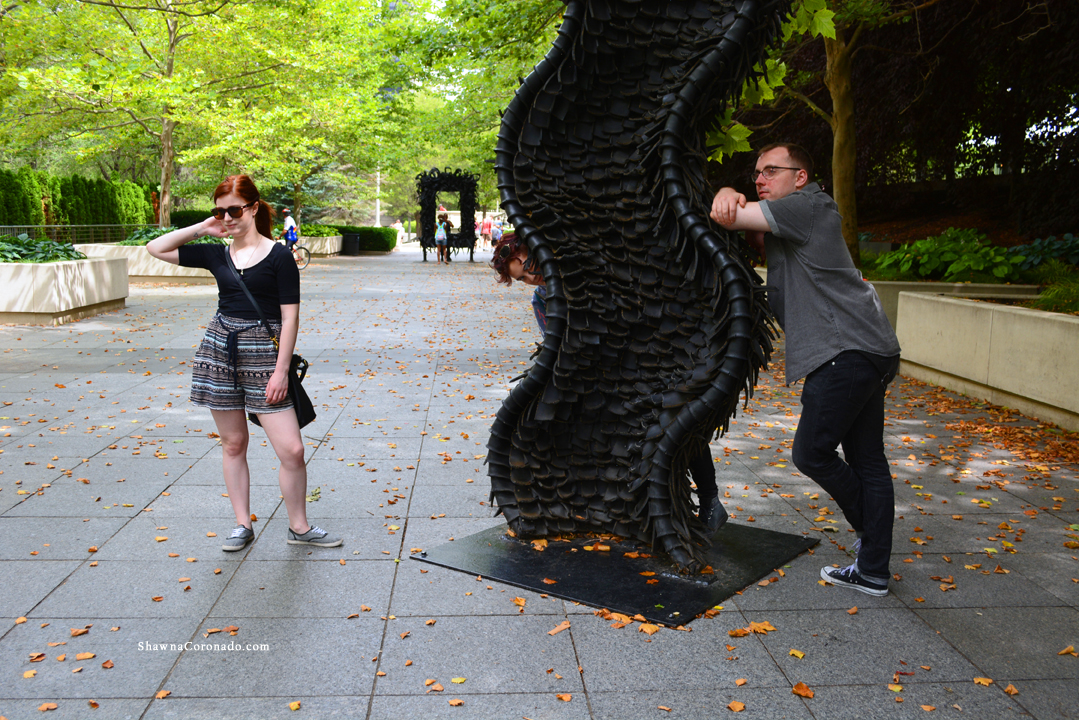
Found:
[750,166,802,182]
[211,201,257,220]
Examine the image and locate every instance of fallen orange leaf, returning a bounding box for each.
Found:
[921,705,936,711]
[1003,684,1019,696]
[289,700,301,711]
[542,578,557,585]
[75,652,95,660]
[974,677,993,686]
[792,682,814,698]
[448,699,463,706]
[736,678,747,686]
[70,628,88,637]
[728,700,745,712]
[156,690,170,699]
[848,606,858,615]
[556,694,572,702]
[639,624,660,636]
[101,660,114,669]
[38,702,58,711]
[548,621,570,636]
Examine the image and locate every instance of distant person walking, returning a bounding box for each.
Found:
[147,175,341,553]
[480,214,493,249]
[434,213,449,264]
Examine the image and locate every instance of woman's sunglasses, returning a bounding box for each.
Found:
[211,201,256,220]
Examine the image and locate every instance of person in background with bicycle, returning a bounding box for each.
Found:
[146,175,341,553]
[281,208,299,248]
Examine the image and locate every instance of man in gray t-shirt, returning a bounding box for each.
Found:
[710,143,900,597]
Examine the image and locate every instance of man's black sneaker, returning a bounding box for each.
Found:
[820,563,888,597]
[699,496,729,536]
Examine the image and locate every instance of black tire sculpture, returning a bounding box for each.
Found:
[416,167,480,262]
[487,0,789,572]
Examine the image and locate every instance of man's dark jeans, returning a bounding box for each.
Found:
[792,351,899,581]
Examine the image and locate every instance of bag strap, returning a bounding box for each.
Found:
[223,244,280,352]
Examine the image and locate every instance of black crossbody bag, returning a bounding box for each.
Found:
[224,248,316,429]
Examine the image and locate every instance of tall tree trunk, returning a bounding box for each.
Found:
[824,31,860,266]
[158,117,176,227]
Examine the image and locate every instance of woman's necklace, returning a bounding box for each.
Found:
[234,239,262,276]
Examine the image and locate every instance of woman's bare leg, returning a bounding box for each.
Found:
[212,409,253,528]
[256,409,310,534]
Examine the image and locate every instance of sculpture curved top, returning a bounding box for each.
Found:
[487,0,790,571]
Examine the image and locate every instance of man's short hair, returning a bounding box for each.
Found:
[758,143,813,183]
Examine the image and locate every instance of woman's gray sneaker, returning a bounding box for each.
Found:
[222,525,254,552]
[287,525,343,547]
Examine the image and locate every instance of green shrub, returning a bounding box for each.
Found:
[1022,275,1079,315]
[298,223,339,238]
[874,227,1024,283]
[169,209,212,228]
[352,226,397,251]
[117,226,226,245]
[1007,233,1079,270]
[0,233,87,263]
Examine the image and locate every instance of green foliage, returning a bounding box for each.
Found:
[1007,234,1079,270]
[0,168,152,226]
[0,233,87,263]
[169,210,211,229]
[117,226,226,245]
[707,1,834,161]
[1023,275,1079,316]
[296,224,340,238]
[349,226,397,252]
[272,223,340,238]
[874,228,1025,283]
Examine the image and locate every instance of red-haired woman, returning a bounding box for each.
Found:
[147,175,341,552]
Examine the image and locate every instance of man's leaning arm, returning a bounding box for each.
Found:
[709,187,771,233]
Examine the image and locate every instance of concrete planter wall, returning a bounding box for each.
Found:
[0,258,128,325]
[871,281,1039,330]
[74,243,213,284]
[896,292,1079,431]
[300,236,342,257]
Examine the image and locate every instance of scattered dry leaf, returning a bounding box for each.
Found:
[448,699,463,706]
[556,694,572,702]
[728,700,745,712]
[792,682,814,698]
[289,700,301,711]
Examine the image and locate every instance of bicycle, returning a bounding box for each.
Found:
[290,243,311,269]
[277,235,310,269]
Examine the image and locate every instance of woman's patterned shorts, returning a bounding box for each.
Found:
[189,314,294,415]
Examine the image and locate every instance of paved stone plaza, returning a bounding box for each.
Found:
[2,244,1077,719]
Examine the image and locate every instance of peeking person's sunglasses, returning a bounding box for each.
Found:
[498,245,514,259]
[211,201,257,220]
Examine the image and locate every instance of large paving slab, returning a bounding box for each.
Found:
[1,244,1077,719]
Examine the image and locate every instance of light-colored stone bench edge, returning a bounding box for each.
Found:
[896,292,1078,432]
[0,258,128,326]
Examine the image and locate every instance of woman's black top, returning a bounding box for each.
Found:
[178,243,300,321]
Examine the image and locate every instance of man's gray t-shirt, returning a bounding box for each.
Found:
[759,182,900,384]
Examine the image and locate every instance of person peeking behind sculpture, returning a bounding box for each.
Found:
[491,232,546,336]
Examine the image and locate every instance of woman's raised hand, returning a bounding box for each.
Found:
[199,216,230,238]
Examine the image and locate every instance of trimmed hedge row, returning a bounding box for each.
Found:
[341,226,396,252]
[0,168,153,227]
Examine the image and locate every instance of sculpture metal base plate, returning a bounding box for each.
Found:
[411,522,819,626]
